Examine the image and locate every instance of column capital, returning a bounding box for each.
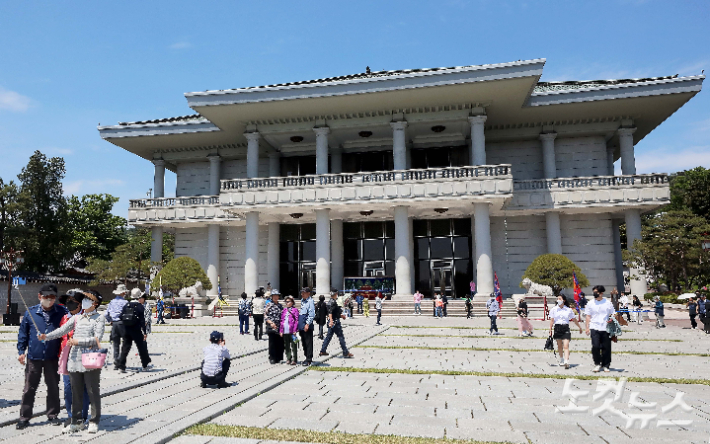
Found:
[390,121,408,131]
[468,115,487,125]
[152,158,165,167]
[244,131,261,142]
[617,127,637,137]
[207,153,221,163]
[313,126,331,136]
[539,132,557,141]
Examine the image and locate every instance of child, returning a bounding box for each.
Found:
[200,331,231,388]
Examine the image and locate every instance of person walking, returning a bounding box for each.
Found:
[280,296,300,365]
[441,293,449,317]
[486,293,500,335]
[375,294,383,326]
[703,295,710,334]
[413,290,423,315]
[298,288,315,366]
[517,297,533,337]
[687,297,698,330]
[356,293,364,314]
[40,290,105,434]
[319,291,354,359]
[347,295,354,318]
[315,295,328,340]
[104,284,129,368]
[584,285,616,373]
[549,295,584,369]
[697,293,707,327]
[16,284,67,429]
[139,291,152,339]
[57,292,90,427]
[631,295,643,324]
[238,292,251,335]
[265,292,284,364]
[465,296,473,319]
[619,293,631,322]
[116,289,152,373]
[470,280,477,298]
[434,294,443,318]
[363,297,370,317]
[654,296,666,328]
[156,296,166,325]
[200,331,231,388]
[252,288,266,341]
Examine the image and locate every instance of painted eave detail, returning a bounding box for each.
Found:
[98,119,221,139]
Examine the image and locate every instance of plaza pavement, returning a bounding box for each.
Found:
[0,308,708,443]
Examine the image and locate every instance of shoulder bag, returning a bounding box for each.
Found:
[82,336,108,370]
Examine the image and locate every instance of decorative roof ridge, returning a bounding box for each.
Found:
[533,75,680,93]
[118,113,205,127]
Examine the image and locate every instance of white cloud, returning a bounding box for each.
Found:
[0,87,32,112]
[636,146,710,174]
[169,42,193,50]
[64,179,125,196]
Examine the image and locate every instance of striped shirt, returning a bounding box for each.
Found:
[44,311,106,373]
[202,344,230,377]
[105,296,127,322]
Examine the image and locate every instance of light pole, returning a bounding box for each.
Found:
[2,248,24,316]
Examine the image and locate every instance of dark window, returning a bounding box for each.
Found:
[453,218,471,236]
[430,219,450,237]
[385,261,395,276]
[363,239,384,261]
[280,155,316,177]
[301,224,316,241]
[416,238,429,259]
[413,220,428,237]
[385,239,395,260]
[338,221,393,283]
[410,145,468,169]
[385,221,395,238]
[344,222,361,239]
[279,223,317,297]
[430,237,453,258]
[344,239,360,260]
[344,261,360,277]
[301,241,316,262]
[280,225,299,242]
[342,150,393,173]
[417,261,431,294]
[453,237,470,259]
[364,222,383,239]
[280,242,298,262]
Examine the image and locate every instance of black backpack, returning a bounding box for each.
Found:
[121,302,140,326]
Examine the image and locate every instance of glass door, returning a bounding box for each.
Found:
[431,260,454,298]
[300,263,316,292]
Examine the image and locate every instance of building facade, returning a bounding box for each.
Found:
[98,59,704,300]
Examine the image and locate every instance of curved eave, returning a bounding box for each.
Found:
[98,121,221,139]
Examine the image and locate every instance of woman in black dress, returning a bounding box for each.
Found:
[315,295,328,340]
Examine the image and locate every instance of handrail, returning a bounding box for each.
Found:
[129,195,219,209]
[221,165,512,191]
[513,174,668,191]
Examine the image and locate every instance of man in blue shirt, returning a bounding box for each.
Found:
[105,284,129,369]
[299,287,316,366]
[16,283,68,429]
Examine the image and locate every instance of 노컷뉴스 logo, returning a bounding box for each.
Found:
[556,378,694,429]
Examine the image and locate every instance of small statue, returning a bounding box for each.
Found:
[179,280,204,298]
[521,277,553,297]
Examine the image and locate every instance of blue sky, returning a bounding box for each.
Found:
[0,0,708,218]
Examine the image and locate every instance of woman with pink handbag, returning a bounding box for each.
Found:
[57,291,90,427]
[40,290,106,434]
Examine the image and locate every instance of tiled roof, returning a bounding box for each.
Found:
[118,114,204,126]
[533,75,678,93]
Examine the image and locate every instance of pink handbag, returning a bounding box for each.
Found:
[81,337,107,370]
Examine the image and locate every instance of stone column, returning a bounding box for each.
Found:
[469,115,488,165]
[618,128,637,175]
[151,226,163,264]
[245,211,259,296]
[330,148,342,175]
[394,206,412,297]
[153,159,165,198]
[269,152,280,177]
[331,219,344,290]
[314,127,330,175]
[245,132,261,179]
[206,224,220,296]
[208,154,221,195]
[391,121,408,170]
[612,219,625,291]
[474,203,493,296]
[409,217,415,291]
[315,209,331,296]
[540,133,557,179]
[625,208,647,296]
[606,146,615,176]
[545,212,563,255]
[267,223,280,290]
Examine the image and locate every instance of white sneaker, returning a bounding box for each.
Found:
[603,367,611,373]
[564,361,570,369]
[88,422,99,433]
[558,359,565,366]
[592,365,602,373]
[63,424,80,434]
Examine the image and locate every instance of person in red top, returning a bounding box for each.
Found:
[496,293,503,319]
[58,291,90,427]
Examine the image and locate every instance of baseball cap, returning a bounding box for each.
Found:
[301,287,311,293]
[39,284,58,296]
[210,331,224,342]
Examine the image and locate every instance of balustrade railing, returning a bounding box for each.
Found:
[221,165,511,191]
[513,174,668,191]
[129,196,219,208]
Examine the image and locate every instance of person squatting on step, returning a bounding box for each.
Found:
[200,331,231,388]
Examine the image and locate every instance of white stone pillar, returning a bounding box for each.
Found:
[540,133,557,179]
[469,115,487,165]
[606,146,615,176]
[618,128,637,175]
[153,159,165,198]
[315,209,331,296]
[545,212,563,255]
[330,148,342,175]
[151,226,163,264]
[408,217,415,292]
[394,206,412,297]
[206,225,220,296]
[474,203,493,296]
[331,219,344,290]
[625,208,647,296]
[269,152,280,177]
[245,132,261,179]
[267,223,280,290]
[245,211,259,296]
[314,127,330,175]
[391,121,408,171]
[208,154,221,195]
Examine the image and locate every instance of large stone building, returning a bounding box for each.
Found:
[98,59,703,300]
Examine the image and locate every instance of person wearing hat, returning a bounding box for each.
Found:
[319,290,354,359]
[299,287,315,366]
[104,284,130,368]
[16,283,68,429]
[58,291,90,427]
[115,288,152,373]
[200,331,231,388]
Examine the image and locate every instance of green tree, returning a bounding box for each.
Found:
[66,194,127,266]
[521,254,590,295]
[150,256,212,293]
[0,178,20,253]
[625,211,710,292]
[668,167,710,220]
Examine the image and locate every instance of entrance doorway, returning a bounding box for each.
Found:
[300,263,316,291]
[431,260,454,298]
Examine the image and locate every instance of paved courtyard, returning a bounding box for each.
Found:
[0,309,708,444]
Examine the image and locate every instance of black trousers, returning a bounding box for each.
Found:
[253,314,264,340]
[376,309,382,324]
[117,326,151,370]
[317,323,325,338]
[20,358,60,421]
[300,326,314,361]
[110,321,125,365]
[69,370,101,425]
[590,329,612,367]
[201,359,231,385]
[267,331,284,363]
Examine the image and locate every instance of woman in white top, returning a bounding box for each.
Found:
[548,294,583,369]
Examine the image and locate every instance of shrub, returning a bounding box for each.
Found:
[150,256,212,293]
[521,254,589,296]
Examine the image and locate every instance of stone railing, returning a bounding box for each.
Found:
[507,173,670,211]
[129,196,220,208]
[127,195,234,225]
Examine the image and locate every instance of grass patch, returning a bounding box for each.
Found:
[355,344,709,357]
[380,333,681,342]
[310,366,710,386]
[185,424,506,444]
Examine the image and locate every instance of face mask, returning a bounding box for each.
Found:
[40,298,54,309]
[82,298,94,310]
[66,300,80,312]
[557,300,564,306]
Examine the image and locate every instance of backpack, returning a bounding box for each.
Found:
[121,302,140,327]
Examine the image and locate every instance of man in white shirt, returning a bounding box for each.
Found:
[584,285,616,373]
[201,331,231,388]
